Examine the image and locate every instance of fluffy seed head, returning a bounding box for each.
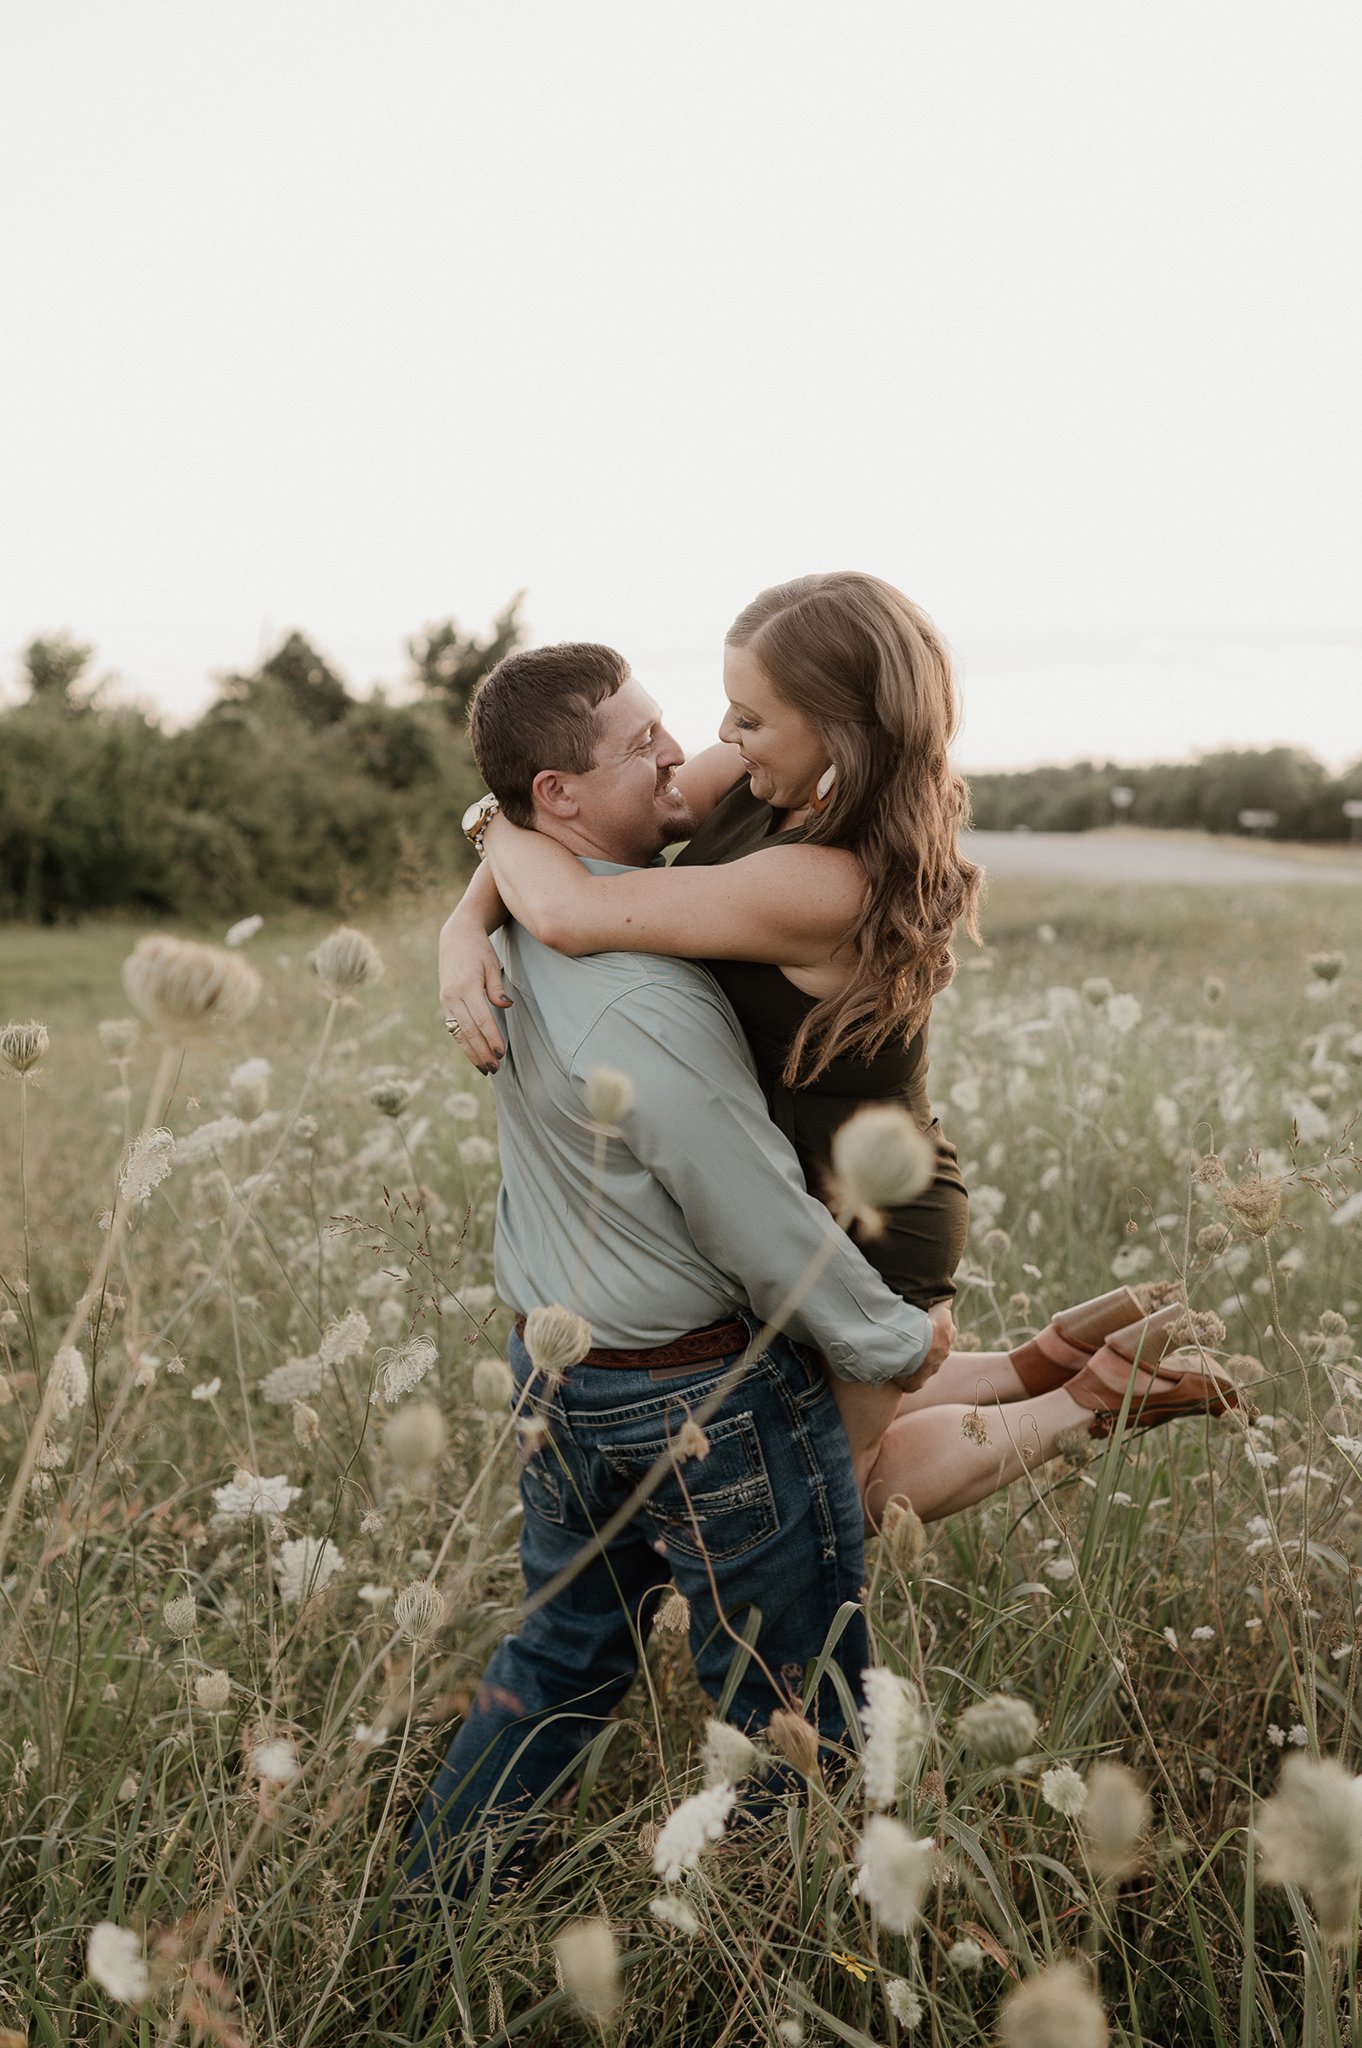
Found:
[522,1304,592,1385]
[553,1916,621,2025]
[584,1064,635,1127]
[958,1693,1040,1766]
[1080,1762,1151,1880]
[998,1961,1109,2048]
[1196,1222,1233,1255]
[702,1718,759,1788]
[1,1020,49,1076]
[97,1017,139,1060]
[831,1105,935,1233]
[655,1590,691,1635]
[292,1401,320,1446]
[1191,1154,1229,1187]
[472,1355,514,1414]
[886,1979,925,2027]
[855,1815,936,1934]
[1220,1173,1284,1237]
[393,1580,447,1645]
[767,1708,821,1777]
[382,1399,448,1471]
[224,914,264,948]
[879,1497,927,1573]
[250,1737,299,1785]
[195,1669,232,1713]
[862,1667,928,1808]
[50,1346,90,1421]
[311,926,384,999]
[162,1592,197,1639]
[1256,1755,1362,1943]
[1041,1764,1088,1818]
[649,1893,701,1934]
[122,935,261,1040]
[87,1922,150,2003]
[653,1783,736,1880]
[367,1078,416,1118]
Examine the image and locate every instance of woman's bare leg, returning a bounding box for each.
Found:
[860,1387,1090,1527]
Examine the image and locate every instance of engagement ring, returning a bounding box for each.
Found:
[444,1016,463,1037]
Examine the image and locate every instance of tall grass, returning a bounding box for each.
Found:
[1,880,1360,2045]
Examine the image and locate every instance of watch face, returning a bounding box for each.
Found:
[462,797,490,835]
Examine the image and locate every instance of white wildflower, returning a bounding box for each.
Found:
[949,1076,982,1115]
[652,1783,737,1881]
[311,926,383,999]
[119,1127,175,1206]
[87,1923,150,2003]
[393,1581,447,1645]
[458,1283,496,1316]
[319,1309,370,1367]
[371,1334,439,1405]
[886,1978,925,2027]
[1042,1555,1076,1582]
[861,1666,928,1809]
[1080,1761,1151,1880]
[195,1669,231,1713]
[855,1815,935,1934]
[1106,993,1142,1034]
[472,1355,514,1414]
[447,1090,479,1121]
[382,1400,448,1472]
[122,934,261,1040]
[649,1894,701,1934]
[162,1592,197,1639]
[190,1378,221,1402]
[1,1020,50,1075]
[957,1693,1039,1766]
[998,1962,1108,2048]
[293,1401,320,1446]
[701,1718,759,1788]
[948,1937,986,1972]
[1257,1754,1362,1943]
[457,1133,496,1169]
[173,1115,246,1166]
[97,1017,139,1059]
[830,1104,935,1232]
[273,1535,344,1607]
[250,1737,299,1785]
[227,1056,271,1121]
[212,1470,302,1522]
[49,1346,90,1421]
[224,915,263,948]
[261,1355,325,1404]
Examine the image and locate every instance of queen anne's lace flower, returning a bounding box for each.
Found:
[319,1309,370,1367]
[273,1535,344,1606]
[371,1334,439,1405]
[212,1471,302,1522]
[261,1356,325,1404]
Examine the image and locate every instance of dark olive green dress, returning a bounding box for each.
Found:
[672,779,968,1308]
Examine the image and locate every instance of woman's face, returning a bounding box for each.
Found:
[720,642,830,813]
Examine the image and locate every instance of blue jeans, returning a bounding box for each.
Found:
[402,1317,867,1899]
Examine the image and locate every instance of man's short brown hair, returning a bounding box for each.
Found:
[467,643,630,827]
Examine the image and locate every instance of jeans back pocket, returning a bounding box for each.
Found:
[600,1408,779,1563]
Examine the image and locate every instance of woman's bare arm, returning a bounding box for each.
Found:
[437,863,514,1073]
[481,813,865,967]
[671,741,745,823]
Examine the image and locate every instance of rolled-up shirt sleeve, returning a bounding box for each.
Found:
[570,983,932,1384]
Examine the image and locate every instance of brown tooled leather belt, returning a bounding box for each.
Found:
[512,1313,748,1371]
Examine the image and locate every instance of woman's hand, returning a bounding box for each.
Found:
[438,910,513,1074]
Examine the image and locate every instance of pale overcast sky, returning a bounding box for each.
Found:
[1,2,1358,770]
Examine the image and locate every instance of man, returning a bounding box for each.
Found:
[406,642,948,1900]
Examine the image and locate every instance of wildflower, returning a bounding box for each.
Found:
[1320,1309,1349,1337]
[447,1090,479,1121]
[273,1535,344,1607]
[225,1056,270,1122]
[472,1356,514,1414]
[1,1020,49,1076]
[1310,951,1345,983]
[830,1105,935,1232]
[49,1346,89,1421]
[777,2024,804,2047]
[98,1017,139,1059]
[1197,1222,1232,1254]
[1191,1625,1215,1643]
[862,1667,928,1809]
[522,1304,592,1386]
[855,1815,935,1934]
[393,1581,447,1645]
[1081,976,1114,1007]
[174,1114,246,1165]
[190,1378,221,1402]
[768,1707,821,1776]
[1042,1555,1076,1583]
[702,1718,759,1788]
[957,1694,1039,1766]
[653,1783,737,1881]
[879,1497,927,1573]
[1106,993,1142,1035]
[250,1738,299,1785]
[383,1400,448,1472]
[117,1127,176,1207]
[162,1592,197,1639]
[371,1334,439,1405]
[655,1589,691,1635]
[116,1774,138,1802]
[886,1978,925,2027]
[981,1227,1011,1256]
[1080,1762,1151,1880]
[1267,1725,1286,1747]
[1109,1244,1153,1280]
[1221,1173,1284,1237]
[261,1355,325,1405]
[311,926,383,999]
[212,1470,301,1522]
[224,915,264,948]
[458,1133,496,1169]
[998,1962,1108,2048]
[1256,1754,1362,1943]
[1042,1765,1087,1817]
[195,1669,231,1713]
[122,934,261,1040]
[292,1401,320,1446]
[87,1923,150,2003]
[1192,1154,1229,1187]
[368,1078,416,1118]
[584,1064,635,1126]
[947,1937,986,1971]
[553,1917,621,2024]
[649,1894,701,1934]
[960,1411,990,1446]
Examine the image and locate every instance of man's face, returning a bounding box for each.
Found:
[561,675,694,862]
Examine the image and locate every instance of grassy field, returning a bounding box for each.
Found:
[2,875,1361,2046]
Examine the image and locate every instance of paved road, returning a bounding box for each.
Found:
[961,830,1362,886]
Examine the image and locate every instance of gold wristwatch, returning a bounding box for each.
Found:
[461,793,501,857]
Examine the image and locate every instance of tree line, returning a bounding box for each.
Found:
[0,609,521,923]
[966,748,1362,840]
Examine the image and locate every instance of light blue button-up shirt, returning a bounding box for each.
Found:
[489,860,932,1385]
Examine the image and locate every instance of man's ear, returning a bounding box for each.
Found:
[530,767,579,821]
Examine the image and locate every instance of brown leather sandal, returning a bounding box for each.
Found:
[1008,1285,1147,1395]
[1066,1307,1256,1438]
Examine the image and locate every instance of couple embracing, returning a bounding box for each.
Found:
[405,570,1243,1902]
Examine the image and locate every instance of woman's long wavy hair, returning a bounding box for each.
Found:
[727,571,983,1087]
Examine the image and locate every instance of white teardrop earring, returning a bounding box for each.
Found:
[810,764,837,813]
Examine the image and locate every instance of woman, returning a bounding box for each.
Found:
[440,572,1243,1525]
